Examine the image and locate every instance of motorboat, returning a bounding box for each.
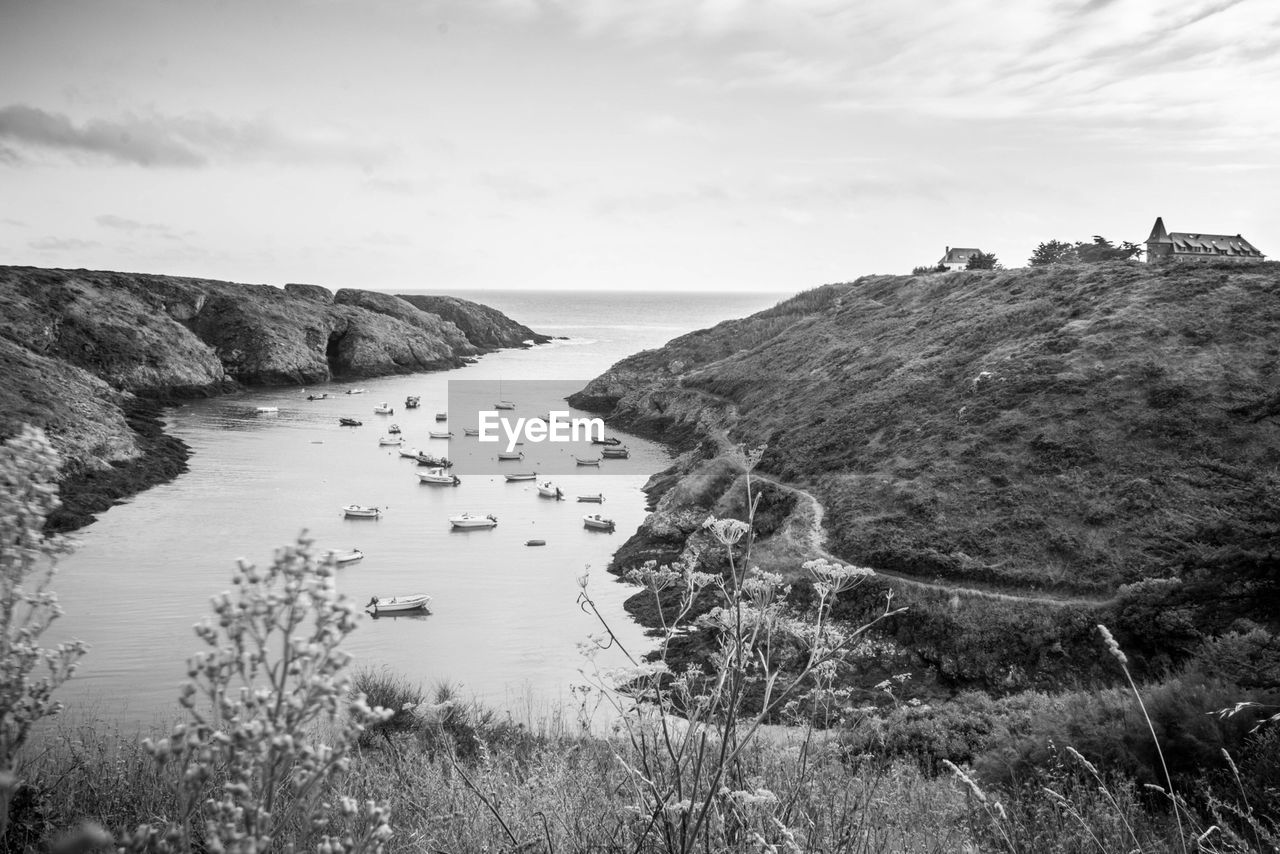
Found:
[449,513,498,529]
[435,412,448,422]
[463,427,480,436]
[346,389,366,395]
[343,505,381,518]
[504,472,537,482]
[601,446,630,459]
[494,400,516,410]
[575,456,602,466]
[416,453,452,468]
[526,539,546,547]
[537,482,564,500]
[582,514,616,532]
[398,447,420,459]
[378,435,403,446]
[387,424,401,434]
[577,494,605,503]
[405,396,421,409]
[307,393,330,401]
[323,548,364,565]
[339,418,362,427]
[373,403,394,415]
[418,469,461,485]
[255,406,279,414]
[497,451,524,461]
[591,437,622,446]
[367,594,431,615]
[429,431,453,439]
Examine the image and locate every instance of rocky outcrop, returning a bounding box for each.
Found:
[0,264,548,530]
[396,294,551,350]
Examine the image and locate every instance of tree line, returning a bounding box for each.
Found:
[912,236,1144,275]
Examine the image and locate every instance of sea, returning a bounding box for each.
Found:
[43,289,790,732]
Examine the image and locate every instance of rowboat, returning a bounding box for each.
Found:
[591,437,622,446]
[378,436,403,446]
[601,446,630,459]
[463,427,480,436]
[494,400,516,410]
[577,494,604,503]
[255,406,279,414]
[537,482,564,500]
[575,456,602,466]
[398,447,420,459]
[450,513,498,529]
[504,472,537,482]
[583,514,616,532]
[416,453,452,468]
[418,469,461,486]
[343,505,381,518]
[429,431,453,439]
[498,451,524,461]
[339,418,362,427]
[526,539,546,547]
[367,594,431,615]
[373,403,394,415]
[323,548,364,565]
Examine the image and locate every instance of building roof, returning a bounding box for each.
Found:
[1167,232,1262,256]
[1146,217,1171,244]
[939,246,982,265]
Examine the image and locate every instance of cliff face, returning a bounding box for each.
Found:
[396,294,552,349]
[0,265,547,528]
[572,261,1280,693]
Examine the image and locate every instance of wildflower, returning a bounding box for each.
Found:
[704,517,751,546]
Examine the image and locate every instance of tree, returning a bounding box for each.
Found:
[966,251,1000,270]
[1028,239,1078,266]
[911,263,947,275]
[1075,235,1143,263]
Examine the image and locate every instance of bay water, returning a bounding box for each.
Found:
[45,289,789,730]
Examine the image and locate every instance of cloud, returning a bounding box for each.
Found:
[476,171,554,202]
[0,104,390,168]
[95,213,189,241]
[29,236,100,252]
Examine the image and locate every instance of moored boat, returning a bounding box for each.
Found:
[435,412,448,422]
[324,548,364,565]
[536,481,564,500]
[416,453,452,468]
[504,472,537,482]
[591,437,622,446]
[575,456,602,466]
[398,447,420,459]
[577,494,605,503]
[378,435,403,446]
[494,400,516,410]
[307,393,330,401]
[255,406,279,414]
[601,446,630,459]
[373,402,394,415]
[405,395,421,409]
[343,505,381,518]
[449,513,498,529]
[388,424,401,434]
[367,594,431,615]
[526,539,546,547]
[497,451,524,461]
[346,388,366,395]
[429,430,453,439]
[583,514,616,532]
[463,427,480,436]
[339,418,362,427]
[418,469,461,485]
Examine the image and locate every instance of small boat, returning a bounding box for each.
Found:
[537,482,564,500]
[591,437,622,446]
[373,403,394,415]
[526,539,546,547]
[575,456,602,466]
[343,505,381,518]
[418,469,461,486]
[583,514,616,532]
[378,435,403,446]
[435,412,448,422]
[494,400,516,410]
[339,418,362,427]
[307,393,330,401]
[601,446,630,459]
[405,396,421,409]
[367,594,431,615]
[577,494,605,503]
[416,453,452,468]
[398,447,420,459]
[429,431,453,439]
[388,424,401,434]
[450,513,498,529]
[497,451,524,461]
[255,406,279,414]
[504,472,537,482]
[324,548,364,565]
[463,427,480,436]
[346,389,366,395]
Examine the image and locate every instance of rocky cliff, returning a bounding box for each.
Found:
[0,265,546,529]
[571,260,1280,694]
[396,294,552,349]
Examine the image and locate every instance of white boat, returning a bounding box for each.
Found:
[323,548,364,565]
[378,436,403,446]
[537,482,564,500]
[497,451,524,461]
[601,446,630,459]
[429,431,453,439]
[255,406,279,414]
[346,388,366,395]
[504,472,537,482]
[418,469,461,485]
[367,594,431,615]
[307,393,330,401]
[583,514,616,532]
[373,402,394,415]
[577,494,605,503]
[398,447,420,459]
[575,456,602,466]
[405,396,421,409]
[463,427,480,436]
[450,513,498,529]
[343,505,381,518]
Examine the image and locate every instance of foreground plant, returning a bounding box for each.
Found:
[122,536,393,853]
[577,445,905,852]
[0,426,87,845]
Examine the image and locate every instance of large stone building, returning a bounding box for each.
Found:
[937,246,984,271]
[1145,217,1265,263]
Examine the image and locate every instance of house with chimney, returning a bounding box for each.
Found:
[937,246,983,271]
[1145,217,1265,263]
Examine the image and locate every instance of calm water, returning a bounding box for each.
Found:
[47,289,789,729]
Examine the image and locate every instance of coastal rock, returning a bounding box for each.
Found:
[397,294,552,350]
[334,288,477,356]
[284,283,334,303]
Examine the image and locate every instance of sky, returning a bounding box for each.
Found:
[1,0,1277,292]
